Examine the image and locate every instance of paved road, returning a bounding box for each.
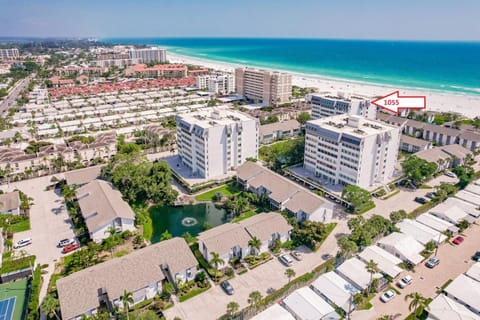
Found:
[366,222,480,319]
[1,172,75,302]
[0,73,35,113]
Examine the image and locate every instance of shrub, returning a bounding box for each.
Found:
[27,265,42,320]
[224,267,234,278]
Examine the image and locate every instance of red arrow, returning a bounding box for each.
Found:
[371,91,426,114]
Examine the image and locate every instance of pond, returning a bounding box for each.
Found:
[149,203,229,243]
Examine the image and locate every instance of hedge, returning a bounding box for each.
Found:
[178,286,210,302]
[0,255,35,274]
[27,264,42,320]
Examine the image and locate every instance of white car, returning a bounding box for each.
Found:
[397,275,413,288]
[380,290,396,303]
[445,171,457,178]
[58,238,75,248]
[14,238,32,249]
[279,254,293,266]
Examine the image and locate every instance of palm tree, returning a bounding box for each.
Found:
[42,294,60,320]
[284,268,296,283]
[248,236,262,255]
[248,290,263,311]
[226,301,239,318]
[365,260,379,294]
[405,292,428,320]
[120,290,134,320]
[210,252,225,282]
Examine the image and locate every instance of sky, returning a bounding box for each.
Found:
[1,0,479,41]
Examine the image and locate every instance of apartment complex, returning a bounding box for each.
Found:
[128,47,167,63]
[125,64,188,78]
[304,115,400,188]
[176,109,259,179]
[0,48,19,60]
[196,73,235,95]
[308,94,377,120]
[235,67,292,105]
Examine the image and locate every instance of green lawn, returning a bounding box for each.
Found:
[231,210,257,223]
[194,183,241,201]
[11,219,30,233]
[0,278,28,320]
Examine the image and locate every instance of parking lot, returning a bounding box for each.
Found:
[1,173,76,301]
[368,222,480,319]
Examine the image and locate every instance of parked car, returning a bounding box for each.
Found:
[380,290,396,303]
[397,275,413,288]
[472,251,480,262]
[62,243,79,254]
[452,236,464,245]
[291,251,303,261]
[426,256,440,268]
[14,238,32,249]
[414,197,428,204]
[425,192,436,199]
[279,254,293,266]
[58,238,75,248]
[220,280,234,295]
[445,171,457,178]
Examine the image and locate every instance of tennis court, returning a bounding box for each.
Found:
[0,279,28,320]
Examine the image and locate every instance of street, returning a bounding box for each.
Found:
[0,73,35,113]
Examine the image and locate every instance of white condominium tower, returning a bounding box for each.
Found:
[235,67,292,106]
[196,73,235,95]
[128,47,167,63]
[308,94,377,120]
[304,115,400,189]
[0,48,20,60]
[176,109,259,179]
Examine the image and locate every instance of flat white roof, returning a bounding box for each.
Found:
[416,213,456,233]
[310,271,359,312]
[466,263,480,282]
[428,294,480,320]
[336,258,382,290]
[456,190,480,207]
[283,287,335,320]
[465,184,480,196]
[430,203,470,223]
[396,219,447,245]
[250,304,295,320]
[177,108,255,129]
[444,274,480,312]
[377,232,424,265]
[358,246,403,278]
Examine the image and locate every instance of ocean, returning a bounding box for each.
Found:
[103,38,480,95]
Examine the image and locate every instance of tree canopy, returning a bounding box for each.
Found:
[401,156,437,187]
[342,185,374,214]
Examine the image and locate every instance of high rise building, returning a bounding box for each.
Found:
[235,67,292,106]
[308,94,377,120]
[196,73,235,95]
[128,47,167,63]
[176,109,259,179]
[304,114,400,188]
[0,48,19,60]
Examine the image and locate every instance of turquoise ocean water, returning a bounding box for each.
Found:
[104,38,480,95]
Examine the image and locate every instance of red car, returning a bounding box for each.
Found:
[62,243,79,253]
[452,236,464,245]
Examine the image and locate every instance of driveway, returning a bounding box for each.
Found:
[1,173,75,302]
[367,174,458,219]
[367,222,480,319]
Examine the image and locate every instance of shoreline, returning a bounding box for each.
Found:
[167,51,480,119]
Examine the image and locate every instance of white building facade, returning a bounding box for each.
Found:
[304,115,400,189]
[128,47,167,63]
[196,73,235,95]
[0,48,19,60]
[176,109,259,179]
[308,94,377,120]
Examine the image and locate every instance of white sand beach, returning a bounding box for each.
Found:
[169,52,480,119]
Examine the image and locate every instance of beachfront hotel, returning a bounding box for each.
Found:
[304,114,400,189]
[0,48,19,60]
[176,109,259,179]
[235,67,292,106]
[196,72,235,95]
[125,63,188,78]
[128,47,167,63]
[308,94,377,120]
